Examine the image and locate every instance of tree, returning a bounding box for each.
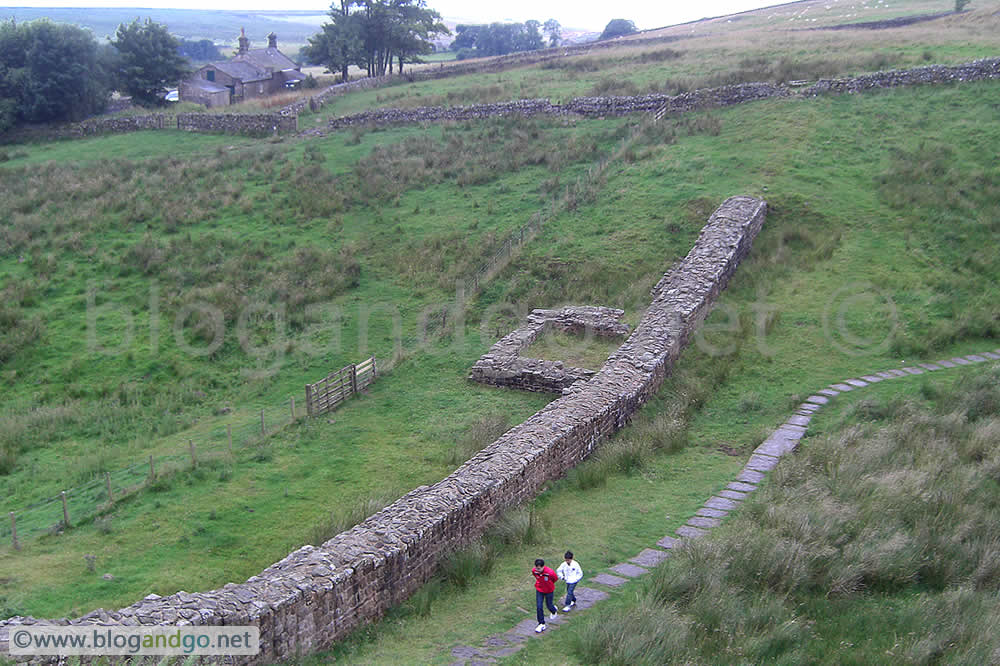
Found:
[112,18,188,107]
[176,38,221,64]
[307,0,448,80]
[0,18,111,131]
[302,0,363,82]
[449,21,548,57]
[600,18,637,40]
[543,19,561,48]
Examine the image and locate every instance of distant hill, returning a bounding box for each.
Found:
[0,7,327,49]
[0,7,603,55]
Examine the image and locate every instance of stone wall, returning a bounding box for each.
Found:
[470,306,631,393]
[176,113,298,137]
[801,58,1000,96]
[0,196,767,665]
[78,114,169,136]
[326,58,1000,130]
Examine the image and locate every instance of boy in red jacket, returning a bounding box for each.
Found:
[532,558,559,633]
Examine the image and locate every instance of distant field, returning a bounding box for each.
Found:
[0,7,326,46]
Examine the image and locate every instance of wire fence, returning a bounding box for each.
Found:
[3,358,376,548]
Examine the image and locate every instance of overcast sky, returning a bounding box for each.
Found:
[0,1,783,31]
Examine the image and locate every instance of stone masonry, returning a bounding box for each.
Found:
[0,196,766,664]
[469,306,630,393]
[326,58,1000,130]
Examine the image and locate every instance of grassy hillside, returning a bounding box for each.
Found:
[292,76,1000,664]
[0,2,999,660]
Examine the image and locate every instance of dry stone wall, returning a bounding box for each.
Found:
[78,114,170,135]
[0,196,766,665]
[176,113,297,136]
[327,58,1000,130]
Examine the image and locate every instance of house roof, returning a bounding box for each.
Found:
[243,47,298,72]
[214,60,271,83]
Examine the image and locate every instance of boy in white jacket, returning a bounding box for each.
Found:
[556,550,583,611]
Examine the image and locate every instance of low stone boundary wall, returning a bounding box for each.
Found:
[0,196,767,664]
[327,84,788,129]
[327,57,1000,130]
[801,58,1000,96]
[470,306,631,393]
[78,114,169,136]
[176,113,297,136]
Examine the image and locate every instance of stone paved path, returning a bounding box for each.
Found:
[447,351,999,664]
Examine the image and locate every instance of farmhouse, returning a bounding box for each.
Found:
[178,29,303,108]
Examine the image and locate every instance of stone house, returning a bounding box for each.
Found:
[179,30,304,108]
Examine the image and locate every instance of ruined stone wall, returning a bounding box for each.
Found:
[0,196,766,665]
[469,306,631,393]
[176,113,298,137]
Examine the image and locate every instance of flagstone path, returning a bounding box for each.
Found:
[448,350,1000,665]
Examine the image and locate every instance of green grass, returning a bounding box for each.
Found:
[522,329,625,369]
[1,0,999,644]
[279,79,999,663]
[310,5,1000,119]
[545,363,1000,665]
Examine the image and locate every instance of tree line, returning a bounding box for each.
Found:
[0,17,190,132]
[451,19,561,59]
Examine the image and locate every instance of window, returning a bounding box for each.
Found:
[206,70,215,82]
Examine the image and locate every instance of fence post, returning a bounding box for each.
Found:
[10,512,18,551]
[105,472,113,505]
[149,455,155,480]
[305,384,313,417]
[290,397,296,422]
[350,364,358,396]
[61,491,70,528]
[372,355,377,380]
[189,440,197,468]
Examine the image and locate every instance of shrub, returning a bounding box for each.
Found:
[307,494,396,546]
[486,507,547,548]
[440,541,496,589]
[445,413,510,467]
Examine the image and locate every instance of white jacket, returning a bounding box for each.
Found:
[557,559,583,584]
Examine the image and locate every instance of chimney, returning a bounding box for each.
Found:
[238,27,249,56]
[267,32,277,49]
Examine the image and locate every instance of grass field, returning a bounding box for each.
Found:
[1,1,999,662]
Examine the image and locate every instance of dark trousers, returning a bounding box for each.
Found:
[564,581,578,607]
[536,590,556,624]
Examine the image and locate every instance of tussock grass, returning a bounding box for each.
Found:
[444,412,511,468]
[307,494,399,548]
[574,366,1000,663]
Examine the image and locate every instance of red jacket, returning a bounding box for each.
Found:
[533,566,558,594]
